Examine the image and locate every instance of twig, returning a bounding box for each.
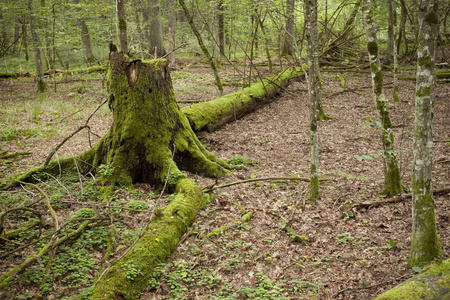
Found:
[203,176,331,193]
[59,108,84,123]
[354,186,450,208]
[44,98,108,166]
[161,42,193,59]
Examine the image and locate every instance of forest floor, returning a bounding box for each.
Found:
[0,55,449,300]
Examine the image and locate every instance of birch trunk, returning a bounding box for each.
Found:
[361,0,403,196]
[409,0,441,268]
[304,0,320,201]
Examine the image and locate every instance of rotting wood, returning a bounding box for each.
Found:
[182,67,304,132]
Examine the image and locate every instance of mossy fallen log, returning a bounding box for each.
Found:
[181,67,304,132]
[92,177,206,299]
[0,65,106,79]
[400,70,450,81]
[374,259,450,299]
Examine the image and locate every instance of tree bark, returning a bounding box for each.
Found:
[282,0,295,56]
[21,16,29,62]
[116,0,128,52]
[387,0,395,64]
[409,0,441,268]
[374,259,450,299]
[218,0,225,56]
[74,0,94,64]
[167,0,175,63]
[398,0,409,54]
[304,0,320,201]
[361,0,404,196]
[28,0,46,93]
[148,0,166,57]
[13,17,20,54]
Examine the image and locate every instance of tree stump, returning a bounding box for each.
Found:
[90,52,229,193]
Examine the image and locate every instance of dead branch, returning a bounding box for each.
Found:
[44,98,108,166]
[203,176,332,193]
[354,187,450,208]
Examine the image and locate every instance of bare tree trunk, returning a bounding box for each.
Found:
[13,17,20,54]
[305,0,320,202]
[387,0,395,64]
[116,0,128,52]
[0,8,7,51]
[74,0,94,64]
[168,0,175,63]
[28,0,46,93]
[178,0,223,95]
[409,0,441,268]
[21,17,29,62]
[218,0,225,56]
[398,0,409,54]
[361,0,404,196]
[392,1,399,102]
[132,0,145,59]
[148,0,166,57]
[283,0,295,56]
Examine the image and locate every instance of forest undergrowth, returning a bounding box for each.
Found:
[0,56,449,299]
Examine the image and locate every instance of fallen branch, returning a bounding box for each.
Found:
[354,186,450,208]
[203,176,331,193]
[0,151,33,160]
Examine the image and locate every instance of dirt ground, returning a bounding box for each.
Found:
[0,57,449,299]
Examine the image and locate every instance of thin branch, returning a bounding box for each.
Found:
[203,176,332,193]
[44,98,108,165]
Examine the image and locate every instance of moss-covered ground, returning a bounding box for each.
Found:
[0,57,449,299]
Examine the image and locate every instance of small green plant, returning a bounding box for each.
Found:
[226,155,257,169]
[123,262,140,281]
[335,232,354,246]
[253,139,265,146]
[69,208,97,219]
[128,200,149,212]
[98,163,115,178]
[167,171,187,185]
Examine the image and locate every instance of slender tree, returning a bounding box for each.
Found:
[28,0,46,92]
[218,0,225,56]
[304,0,320,201]
[167,0,175,63]
[398,0,409,55]
[148,0,166,57]
[409,0,441,267]
[74,0,94,64]
[387,0,395,64]
[282,0,295,56]
[178,0,223,95]
[116,0,128,52]
[392,0,399,102]
[361,0,403,195]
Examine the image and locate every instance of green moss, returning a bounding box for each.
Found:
[367,41,378,56]
[374,259,450,299]
[118,18,127,30]
[92,176,206,299]
[373,71,383,96]
[182,67,302,132]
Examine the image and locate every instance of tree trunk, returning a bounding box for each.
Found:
[398,0,409,55]
[13,17,20,54]
[132,0,145,59]
[21,17,29,62]
[256,12,273,70]
[218,0,225,56]
[178,0,223,95]
[148,0,166,57]
[304,0,320,201]
[374,259,450,299]
[282,0,295,56]
[88,52,229,299]
[116,0,128,52]
[392,0,399,102]
[409,0,441,268]
[361,0,403,196]
[28,0,46,93]
[0,8,7,52]
[167,0,175,63]
[74,0,94,64]
[387,0,395,64]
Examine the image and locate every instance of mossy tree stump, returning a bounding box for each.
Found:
[92,52,229,193]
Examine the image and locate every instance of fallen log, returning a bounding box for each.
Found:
[373,259,450,299]
[0,65,106,79]
[181,67,304,132]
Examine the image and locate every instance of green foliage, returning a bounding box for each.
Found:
[335,232,354,246]
[98,163,115,178]
[127,199,150,212]
[168,171,187,185]
[69,207,97,219]
[226,155,258,169]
